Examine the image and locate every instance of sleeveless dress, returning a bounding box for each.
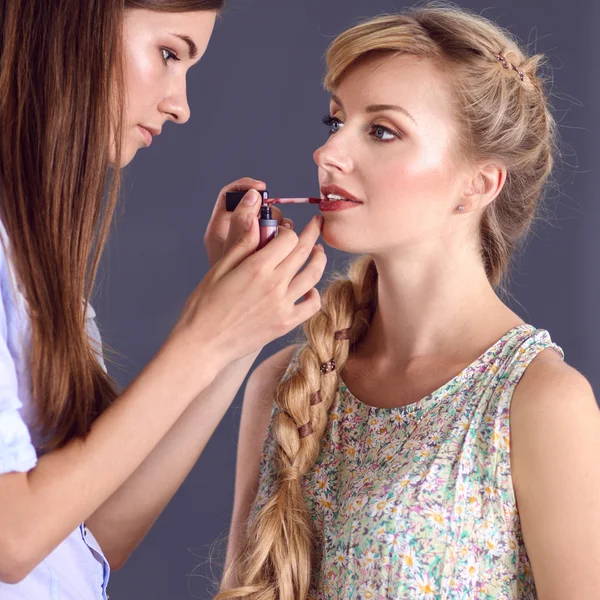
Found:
[250,324,563,600]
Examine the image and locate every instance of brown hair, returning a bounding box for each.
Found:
[0,0,224,451]
[218,4,556,600]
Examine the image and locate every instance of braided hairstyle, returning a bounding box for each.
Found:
[217,4,556,599]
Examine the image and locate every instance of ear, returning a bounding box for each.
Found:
[465,163,507,209]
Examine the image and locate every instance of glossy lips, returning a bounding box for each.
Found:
[319,184,363,212]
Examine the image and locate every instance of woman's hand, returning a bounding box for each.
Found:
[204,177,293,266]
[172,206,325,375]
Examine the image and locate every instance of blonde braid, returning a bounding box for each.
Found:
[217,257,377,600]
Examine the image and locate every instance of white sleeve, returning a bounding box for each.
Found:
[0,258,37,474]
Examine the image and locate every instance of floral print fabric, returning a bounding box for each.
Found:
[251,325,563,599]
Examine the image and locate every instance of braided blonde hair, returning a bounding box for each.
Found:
[217,4,556,599]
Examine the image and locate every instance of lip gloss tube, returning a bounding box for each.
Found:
[258,203,278,249]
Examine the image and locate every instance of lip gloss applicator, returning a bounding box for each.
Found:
[226,190,321,250]
[264,197,321,205]
[225,190,320,212]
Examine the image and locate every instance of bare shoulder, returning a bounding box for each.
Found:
[234,342,301,488]
[510,344,600,498]
[245,344,301,406]
[223,343,303,585]
[511,348,598,455]
[509,353,600,596]
[511,347,597,419]
[241,343,303,432]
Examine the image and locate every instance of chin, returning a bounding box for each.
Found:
[108,148,136,168]
[119,152,136,168]
[108,136,138,168]
[320,222,370,255]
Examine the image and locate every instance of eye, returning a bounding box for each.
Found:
[322,114,343,135]
[161,47,180,65]
[369,125,397,142]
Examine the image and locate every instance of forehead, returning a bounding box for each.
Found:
[124,9,216,52]
[331,53,457,129]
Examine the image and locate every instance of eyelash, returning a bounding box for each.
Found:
[322,114,401,142]
[161,47,180,65]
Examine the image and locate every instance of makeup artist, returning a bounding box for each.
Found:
[0,1,326,598]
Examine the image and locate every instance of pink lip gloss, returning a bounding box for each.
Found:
[264,197,321,205]
[258,203,278,249]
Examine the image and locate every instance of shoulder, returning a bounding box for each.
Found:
[245,344,302,407]
[234,344,302,485]
[511,346,599,493]
[509,353,600,595]
[240,344,302,440]
[511,348,596,422]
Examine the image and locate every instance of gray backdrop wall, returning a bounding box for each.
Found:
[97,0,598,598]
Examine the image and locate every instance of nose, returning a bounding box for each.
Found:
[158,78,191,125]
[313,136,353,174]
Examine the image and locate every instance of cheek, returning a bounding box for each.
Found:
[370,142,457,218]
[124,46,161,112]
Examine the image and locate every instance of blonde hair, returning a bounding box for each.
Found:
[217,4,556,599]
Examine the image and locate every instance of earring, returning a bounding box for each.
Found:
[457,205,465,213]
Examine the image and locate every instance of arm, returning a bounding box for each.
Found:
[85,181,300,570]
[86,350,260,570]
[511,349,600,600]
[221,344,300,589]
[0,204,325,583]
[0,339,217,584]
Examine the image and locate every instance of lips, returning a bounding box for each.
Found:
[320,184,363,203]
[137,125,162,147]
[137,126,152,146]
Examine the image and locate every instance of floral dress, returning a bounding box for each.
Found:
[250,325,563,599]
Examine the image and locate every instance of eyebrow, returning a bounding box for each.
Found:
[170,33,198,59]
[331,94,417,125]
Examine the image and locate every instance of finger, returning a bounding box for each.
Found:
[270,206,283,223]
[268,206,295,231]
[210,178,266,220]
[220,177,266,198]
[287,244,327,302]
[223,190,263,255]
[249,223,301,270]
[205,179,266,247]
[276,216,324,281]
[289,288,322,327]
[212,213,260,279]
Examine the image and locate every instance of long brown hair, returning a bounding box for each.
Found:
[0,0,224,451]
[218,4,556,600]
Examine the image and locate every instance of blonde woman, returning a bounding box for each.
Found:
[219,5,600,600]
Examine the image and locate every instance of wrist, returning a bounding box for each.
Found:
[158,329,227,396]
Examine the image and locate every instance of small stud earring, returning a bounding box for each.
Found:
[457,205,465,212]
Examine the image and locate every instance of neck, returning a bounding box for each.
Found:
[356,241,522,364]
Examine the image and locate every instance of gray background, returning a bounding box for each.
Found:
[97,0,598,598]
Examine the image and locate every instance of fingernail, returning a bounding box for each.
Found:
[243,190,259,206]
[282,222,292,229]
[316,243,324,252]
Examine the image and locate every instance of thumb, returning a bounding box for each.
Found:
[212,210,260,280]
[222,189,262,255]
